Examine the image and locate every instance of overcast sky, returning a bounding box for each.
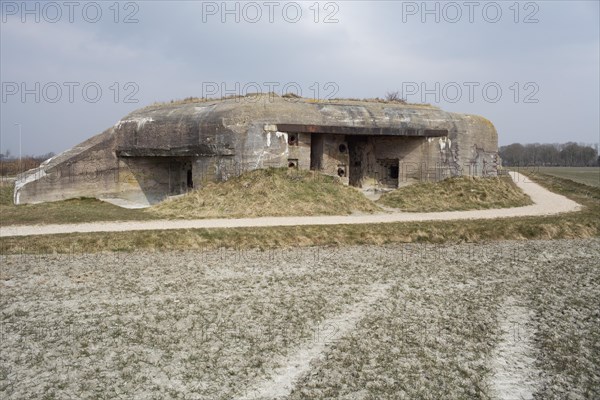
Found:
[1,0,599,156]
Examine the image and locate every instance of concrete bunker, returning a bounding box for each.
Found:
[13,95,499,205]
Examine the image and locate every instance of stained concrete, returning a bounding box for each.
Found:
[14,95,498,205]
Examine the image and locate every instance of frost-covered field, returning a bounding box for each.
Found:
[1,239,599,399]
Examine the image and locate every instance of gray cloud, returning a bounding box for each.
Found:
[1,0,598,156]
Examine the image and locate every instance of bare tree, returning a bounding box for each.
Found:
[385,91,406,103]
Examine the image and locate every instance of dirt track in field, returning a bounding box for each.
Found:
[1,239,598,399]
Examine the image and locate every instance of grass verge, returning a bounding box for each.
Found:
[1,172,598,255]
[377,176,532,211]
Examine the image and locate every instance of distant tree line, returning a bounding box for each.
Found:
[0,151,55,176]
[499,142,599,167]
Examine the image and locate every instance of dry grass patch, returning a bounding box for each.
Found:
[377,176,533,212]
[151,168,381,219]
[0,183,154,226]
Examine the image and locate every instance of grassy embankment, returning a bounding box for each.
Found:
[1,170,598,254]
[377,175,532,212]
[0,169,379,226]
[152,168,380,219]
[1,169,532,225]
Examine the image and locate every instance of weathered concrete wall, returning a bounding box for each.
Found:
[14,129,120,204]
[14,95,498,205]
[323,134,349,184]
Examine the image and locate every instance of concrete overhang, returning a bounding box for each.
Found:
[275,124,448,137]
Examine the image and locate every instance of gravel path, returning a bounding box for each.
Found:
[0,172,581,237]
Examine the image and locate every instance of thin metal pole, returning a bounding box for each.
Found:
[14,123,22,175]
